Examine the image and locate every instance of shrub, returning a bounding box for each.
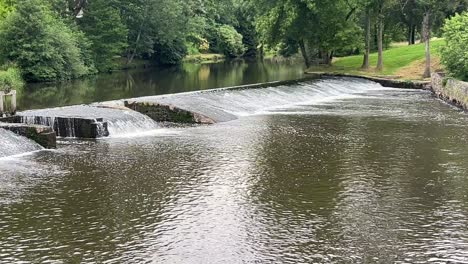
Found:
[441,12,468,81]
[0,66,24,93]
[0,0,95,82]
[217,25,246,58]
[153,38,188,65]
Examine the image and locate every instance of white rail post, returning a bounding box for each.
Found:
[0,91,4,115]
[10,90,16,114]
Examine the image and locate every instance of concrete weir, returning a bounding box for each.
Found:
[1,115,109,138]
[124,101,216,124]
[0,123,56,148]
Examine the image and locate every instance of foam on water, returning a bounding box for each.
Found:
[18,105,160,137]
[0,128,43,159]
[123,78,384,122]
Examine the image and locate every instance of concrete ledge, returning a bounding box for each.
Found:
[305,72,431,90]
[0,116,109,138]
[0,123,56,148]
[124,101,216,124]
[432,72,468,110]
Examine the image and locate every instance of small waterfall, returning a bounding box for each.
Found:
[126,78,384,122]
[18,105,160,138]
[0,128,43,158]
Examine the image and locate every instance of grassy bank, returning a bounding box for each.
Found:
[308,39,445,80]
[183,54,226,64]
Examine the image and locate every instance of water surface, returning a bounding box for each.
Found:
[2,79,468,263]
[20,60,305,110]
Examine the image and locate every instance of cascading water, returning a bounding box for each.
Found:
[0,128,43,158]
[18,105,161,138]
[123,78,384,122]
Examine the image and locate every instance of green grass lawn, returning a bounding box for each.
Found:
[308,39,445,78]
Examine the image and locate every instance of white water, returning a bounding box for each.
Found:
[122,78,384,122]
[16,78,386,138]
[0,128,43,159]
[18,106,160,137]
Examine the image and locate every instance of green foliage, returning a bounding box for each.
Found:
[0,0,15,18]
[0,66,24,93]
[217,25,245,57]
[441,12,468,81]
[78,0,128,72]
[153,39,188,65]
[0,0,95,81]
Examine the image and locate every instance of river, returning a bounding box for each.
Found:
[1,68,468,262]
[20,59,305,110]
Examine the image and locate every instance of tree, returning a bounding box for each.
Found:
[78,0,128,71]
[417,0,466,78]
[441,12,468,81]
[0,0,15,18]
[253,0,362,68]
[0,0,94,81]
[217,25,245,57]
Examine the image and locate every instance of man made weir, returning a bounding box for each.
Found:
[0,77,422,159]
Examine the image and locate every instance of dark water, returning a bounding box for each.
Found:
[20,60,304,110]
[2,80,468,263]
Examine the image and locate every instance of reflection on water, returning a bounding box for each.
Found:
[20,60,305,110]
[2,85,468,263]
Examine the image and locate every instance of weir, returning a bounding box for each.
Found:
[0,128,43,158]
[2,77,387,140]
[118,77,384,123]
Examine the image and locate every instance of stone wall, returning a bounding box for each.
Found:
[432,72,468,110]
[124,101,216,124]
[0,116,109,138]
[0,123,56,148]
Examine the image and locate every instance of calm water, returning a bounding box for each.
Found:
[20,60,305,110]
[2,79,468,263]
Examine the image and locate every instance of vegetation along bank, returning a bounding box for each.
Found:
[0,0,467,94]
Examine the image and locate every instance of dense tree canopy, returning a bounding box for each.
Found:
[0,0,467,82]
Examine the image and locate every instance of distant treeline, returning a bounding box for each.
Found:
[0,0,467,84]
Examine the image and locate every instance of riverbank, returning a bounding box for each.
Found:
[307,39,445,81]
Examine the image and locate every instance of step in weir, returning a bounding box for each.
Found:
[1,115,109,138]
[0,123,56,148]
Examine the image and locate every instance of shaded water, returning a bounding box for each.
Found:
[2,79,468,263]
[20,60,305,110]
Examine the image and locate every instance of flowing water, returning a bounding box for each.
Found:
[18,106,161,138]
[2,78,468,263]
[0,129,43,159]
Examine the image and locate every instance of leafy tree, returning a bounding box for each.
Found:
[78,0,128,71]
[217,25,245,57]
[253,0,362,67]
[0,0,94,81]
[441,12,468,81]
[0,0,15,18]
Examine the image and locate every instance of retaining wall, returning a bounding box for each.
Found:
[432,72,468,110]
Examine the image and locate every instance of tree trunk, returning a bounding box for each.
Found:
[299,40,311,68]
[422,11,431,78]
[362,9,371,69]
[411,25,416,44]
[376,12,384,71]
[408,22,414,45]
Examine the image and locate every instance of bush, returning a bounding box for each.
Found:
[441,12,468,81]
[0,0,95,82]
[153,38,188,65]
[0,66,24,93]
[217,25,245,58]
